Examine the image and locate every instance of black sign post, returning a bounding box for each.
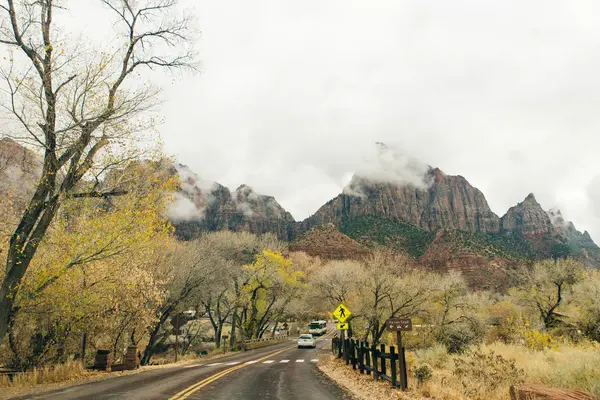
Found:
[171,313,186,363]
[386,318,412,390]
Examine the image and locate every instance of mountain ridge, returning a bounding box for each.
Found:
[0,138,597,272]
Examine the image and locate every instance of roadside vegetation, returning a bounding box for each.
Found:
[310,254,600,399]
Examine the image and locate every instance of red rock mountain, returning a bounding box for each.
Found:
[1,139,597,271]
[169,164,295,241]
[300,168,501,234]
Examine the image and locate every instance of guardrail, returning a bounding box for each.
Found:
[243,333,290,350]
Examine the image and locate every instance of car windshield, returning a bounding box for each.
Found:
[299,335,312,339]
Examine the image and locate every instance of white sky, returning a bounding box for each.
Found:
[25,1,600,241]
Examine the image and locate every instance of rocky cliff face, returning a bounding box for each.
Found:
[500,193,553,236]
[498,193,557,257]
[300,167,501,234]
[0,138,41,201]
[0,138,42,232]
[169,164,295,241]
[547,208,600,266]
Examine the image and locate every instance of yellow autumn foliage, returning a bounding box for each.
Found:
[5,160,177,369]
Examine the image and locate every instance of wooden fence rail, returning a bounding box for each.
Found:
[332,337,407,389]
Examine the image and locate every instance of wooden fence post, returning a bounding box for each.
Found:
[399,345,408,390]
[359,341,365,374]
[380,344,386,377]
[371,342,378,380]
[365,341,371,375]
[351,340,357,370]
[344,339,350,365]
[389,345,398,387]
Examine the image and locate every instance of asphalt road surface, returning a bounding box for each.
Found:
[14,329,351,400]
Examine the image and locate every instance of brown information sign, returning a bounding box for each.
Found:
[386,318,412,331]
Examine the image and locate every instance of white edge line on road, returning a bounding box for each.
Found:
[280,360,289,363]
[263,360,274,364]
[206,363,223,366]
[295,359,304,363]
[311,359,318,362]
[245,360,258,364]
[183,364,203,368]
[225,362,241,365]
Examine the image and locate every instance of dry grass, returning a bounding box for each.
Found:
[320,341,600,400]
[483,342,600,396]
[414,342,600,399]
[0,360,89,387]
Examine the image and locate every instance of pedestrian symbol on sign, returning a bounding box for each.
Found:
[332,303,352,323]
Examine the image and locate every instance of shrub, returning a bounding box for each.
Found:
[453,346,524,400]
[436,320,485,354]
[414,364,433,386]
[414,344,450,369]
[523,328,556,351]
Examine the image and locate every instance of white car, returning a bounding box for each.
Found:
[297,334,316,348]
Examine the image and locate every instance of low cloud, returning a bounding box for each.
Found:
[234,185,285,219]
[236,201,254,217]
[167,193,204,222]
[176,163,219,193]
[547,208,569,234]
[343,142,433,198]
[166,163,222,222]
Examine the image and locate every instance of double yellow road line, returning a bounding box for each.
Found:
[168,345,295,400]
[169,327,335,399]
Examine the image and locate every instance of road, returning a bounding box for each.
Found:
[15,329,351,400]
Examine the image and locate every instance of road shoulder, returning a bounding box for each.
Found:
[317,355,421,400]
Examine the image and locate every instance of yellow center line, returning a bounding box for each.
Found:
[168,344,296,400]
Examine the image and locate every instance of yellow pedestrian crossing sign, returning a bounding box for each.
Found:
[332,303,352,323]
[336,322,349,330]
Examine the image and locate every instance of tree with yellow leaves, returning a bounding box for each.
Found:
[238,250,305,340]
[5,160,175,369]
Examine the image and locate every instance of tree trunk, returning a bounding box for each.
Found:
[80,333,87,364]
[8,317,22,370]
[229,309,238,348]
[215,326,222,348]
[141,304,174,366]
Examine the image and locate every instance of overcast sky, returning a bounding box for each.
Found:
[69,0,600,241]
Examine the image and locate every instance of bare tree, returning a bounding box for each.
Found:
[514,258,585,328]
[311,259,362,307]
[357,252,435,343]
[0,0,195,340]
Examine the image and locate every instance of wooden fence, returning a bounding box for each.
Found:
[331,337,408,389]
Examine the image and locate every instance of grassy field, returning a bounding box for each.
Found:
[319,341,600,400]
